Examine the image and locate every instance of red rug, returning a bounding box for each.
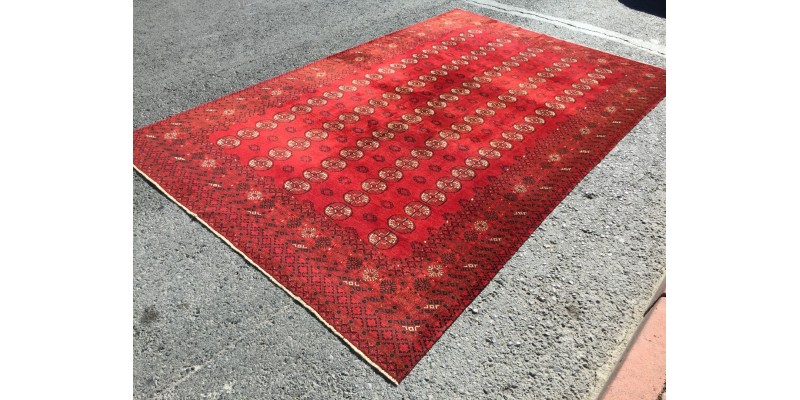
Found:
[134,9,666,383]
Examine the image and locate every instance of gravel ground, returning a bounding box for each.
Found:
[133,0,666,398]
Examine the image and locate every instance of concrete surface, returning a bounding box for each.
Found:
[133,0,666,398]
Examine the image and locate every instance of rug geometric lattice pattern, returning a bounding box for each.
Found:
[133,9,666,383]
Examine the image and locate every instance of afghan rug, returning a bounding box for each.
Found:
[133,9,666,383]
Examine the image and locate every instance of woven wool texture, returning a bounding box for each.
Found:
[133,9,666,382]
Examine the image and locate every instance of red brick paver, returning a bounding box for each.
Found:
[599,295,666,400]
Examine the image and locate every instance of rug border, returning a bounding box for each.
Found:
[133,164,400,385]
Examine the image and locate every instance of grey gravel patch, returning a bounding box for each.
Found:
[134,1,665,399]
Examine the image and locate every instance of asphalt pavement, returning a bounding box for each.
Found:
[133,0,666,398]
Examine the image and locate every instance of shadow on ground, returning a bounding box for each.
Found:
[619,0,666,18]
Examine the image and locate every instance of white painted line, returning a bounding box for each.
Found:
[464,0,666,57]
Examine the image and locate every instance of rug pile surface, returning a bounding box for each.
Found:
[133,8,666,383]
